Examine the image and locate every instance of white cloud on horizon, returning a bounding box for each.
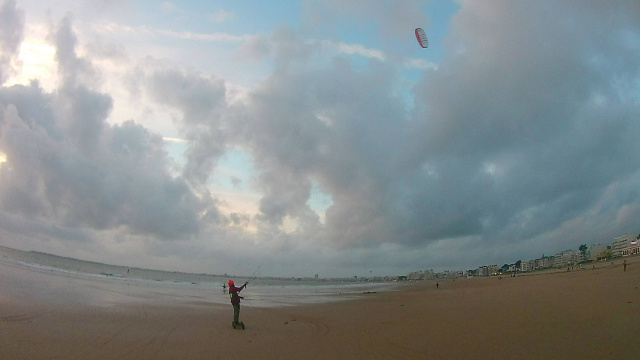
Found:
[94,23,245,43]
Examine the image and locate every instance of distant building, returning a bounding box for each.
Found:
[612,234,636,257]
[622,235,640,257]
[476,265,499,276]
[520,256,554,272]
[555,250,581,268]
[504,264,517,273]
[535,256,554,269]
[476,265,490,277]
[520,259,535,272]
[489,265,499,275]
[424,269,435,280]
[407,271,423,280]
[586,244,608,261]
[554,252,565,268]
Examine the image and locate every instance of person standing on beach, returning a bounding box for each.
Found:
[623,260,627,272]
[228,280,247,328]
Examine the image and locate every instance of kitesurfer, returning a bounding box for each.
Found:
[228,280,247,328]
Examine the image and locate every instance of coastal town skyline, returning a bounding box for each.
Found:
[408,232,640,280]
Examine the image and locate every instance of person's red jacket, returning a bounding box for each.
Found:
[229,283,246,303]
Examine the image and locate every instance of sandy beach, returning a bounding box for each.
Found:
[1,256,639,360]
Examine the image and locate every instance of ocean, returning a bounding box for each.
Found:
[0,245,391,308]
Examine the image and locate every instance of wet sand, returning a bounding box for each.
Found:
[1,256,639,360]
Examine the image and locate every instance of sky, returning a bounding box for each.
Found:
[0,0,639,278]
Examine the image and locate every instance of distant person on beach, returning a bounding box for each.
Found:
[436,282,439,289]
[623,260,627,272]
[228,280,247,327]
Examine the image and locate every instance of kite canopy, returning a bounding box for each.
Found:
[415,28,428,48]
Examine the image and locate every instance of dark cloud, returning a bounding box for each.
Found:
[222,0,640,267]
[403,0,640,254]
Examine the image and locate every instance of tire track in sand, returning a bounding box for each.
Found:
[0,311,49,323]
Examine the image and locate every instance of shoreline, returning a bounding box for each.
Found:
[0,255,392,309]
[0,244,384,285]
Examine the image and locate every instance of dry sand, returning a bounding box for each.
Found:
[1,256,639,360]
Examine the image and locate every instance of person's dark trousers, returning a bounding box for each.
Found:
[233,303,240,324]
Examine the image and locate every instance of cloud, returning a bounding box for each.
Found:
[235,35,270,63]
[331,41,385,60]
[404,0,640,252]
[51,14,99,88]
[0,0,25,84]
[210,9,234,23]
[133,65,229,187]
[216,0,639,268]
[0,14,206,241]
[95,23,244,43]
[0,1,639,277]
[303,0,428,39]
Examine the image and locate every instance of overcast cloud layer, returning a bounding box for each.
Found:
[0,0,639,277]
